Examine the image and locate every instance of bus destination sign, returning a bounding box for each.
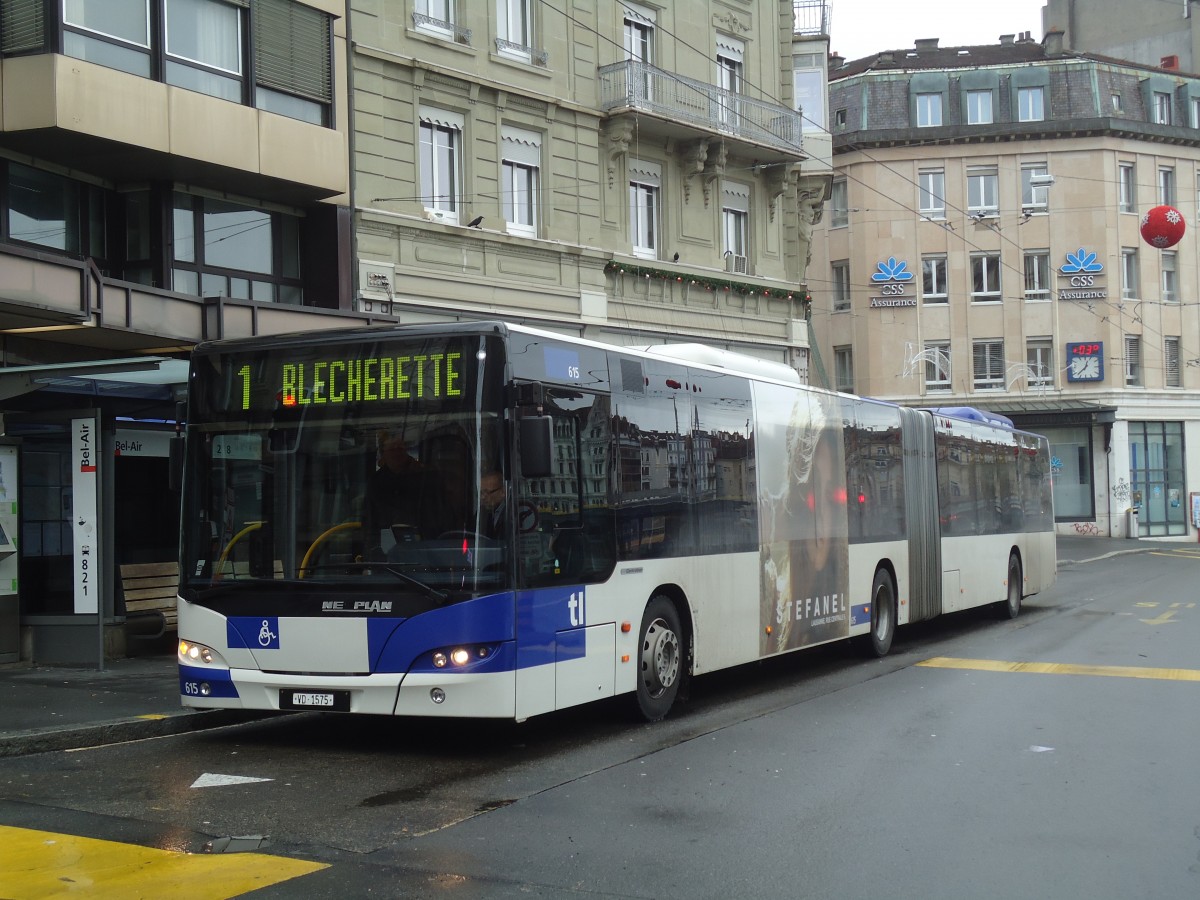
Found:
[235,351,465,411]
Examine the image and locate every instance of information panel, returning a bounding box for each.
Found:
[71,416,100,614]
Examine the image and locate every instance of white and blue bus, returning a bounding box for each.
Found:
[177,321,1055,721]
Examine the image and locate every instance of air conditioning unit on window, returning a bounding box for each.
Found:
[725,254,748,274]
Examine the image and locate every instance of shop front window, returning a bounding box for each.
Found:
[1046,426,1093,521]
[1129,421,1186,536]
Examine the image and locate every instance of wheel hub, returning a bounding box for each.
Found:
[641,618,680,697]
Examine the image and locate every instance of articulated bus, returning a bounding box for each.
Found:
[177,321,1055,721]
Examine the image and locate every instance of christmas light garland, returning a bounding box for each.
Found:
[604,261,811,307]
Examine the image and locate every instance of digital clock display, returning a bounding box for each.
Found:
[1066,342,1104,382]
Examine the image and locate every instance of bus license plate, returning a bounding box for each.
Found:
[293,692,333,707]
[280,690,349,711]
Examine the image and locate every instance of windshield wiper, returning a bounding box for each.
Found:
[301,563,448,604]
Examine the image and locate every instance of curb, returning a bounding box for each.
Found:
[0,709,276,758]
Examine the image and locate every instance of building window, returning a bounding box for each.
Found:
[420,109,464,223]
[966,90,993,125]
[1026,339,1053,388]
[1118,162,1136,213]
[967,167,998,216]
[1024,251,1050,301]
[919,169,945,218]
[628,159,660,259]
[832,260,851,311]
[170,191,302,303]
[62,0,153,77]
[916,92,942,127]
[721,182,750,260]
[1021,163,1050,213]
[1161,250,1178,303]
[1124,335,1142,386]
[833,107,847,129]
[1192,97,1200,129]
[971,253,1001,301]
[414,0,459,39]
[60,0,333,125]
[163,0,243,102]
[834,346,854,393]
[1165,337,1181,387]
[623,1,653,97]
[1111,92,1123,112]
[972,339,1005,390]
[501,125,540,237]
[1121,247,1139,299]
[924,341,951,392]
[1158,166,1175,205]
[922,255,948,303]
[716,37,743,130]
[252,0,334,125]
[1153,91,1172,125]
[829,178,848,228]
[497,0,535,62]
[1018,86,1044,122]
[5,162,95,255]
[1161,336,1180,386]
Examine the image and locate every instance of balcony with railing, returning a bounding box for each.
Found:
[793,2,832,36]
[598,61,804,160]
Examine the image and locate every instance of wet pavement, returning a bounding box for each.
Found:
[0,534,1174,758]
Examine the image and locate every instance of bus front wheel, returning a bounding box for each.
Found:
[998,553,1022,619]
[633,596,683,722]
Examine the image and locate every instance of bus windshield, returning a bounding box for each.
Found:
[179,332,508,608]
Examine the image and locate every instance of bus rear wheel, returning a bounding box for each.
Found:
[860,567,896,658]
[998,553,1022,619]
[634,596,683,722]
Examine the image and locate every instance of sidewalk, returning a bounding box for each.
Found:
[0,639,264,758]
[0,534,1170,757]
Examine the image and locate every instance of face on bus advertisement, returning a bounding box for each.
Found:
[754,384,850,655]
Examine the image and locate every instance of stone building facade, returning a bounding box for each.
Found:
[810,33,1200,538]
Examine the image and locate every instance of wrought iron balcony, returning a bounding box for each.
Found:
[411,13,472,45]
[495,38,549,67]
[598,61,804,158]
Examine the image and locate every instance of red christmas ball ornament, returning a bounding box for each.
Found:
[1140,205,1186,249]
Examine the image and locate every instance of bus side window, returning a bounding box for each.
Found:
[518,392,615,586]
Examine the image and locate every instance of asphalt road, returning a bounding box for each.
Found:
[3,546,1199,899]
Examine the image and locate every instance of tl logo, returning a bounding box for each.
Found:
[871,257,914,282]
[568,591,586,627]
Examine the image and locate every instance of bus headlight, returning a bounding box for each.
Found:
[428,645,494,670]
[178,640,222,667]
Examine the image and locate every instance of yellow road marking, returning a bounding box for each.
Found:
[917,657,1200,682]
[0,825,327,900]
[1140,610,1179,625]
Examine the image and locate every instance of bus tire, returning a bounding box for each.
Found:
[860,567,896,658]
[998,553,1022,619]
[633,596,683,722]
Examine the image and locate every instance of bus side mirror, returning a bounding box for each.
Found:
[520,416,554,477]
[169,435,184,491]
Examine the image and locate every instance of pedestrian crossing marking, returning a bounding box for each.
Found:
[918,657,1200,682]
[0,825,326,899]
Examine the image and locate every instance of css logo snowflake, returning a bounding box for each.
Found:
[872,257,914,282]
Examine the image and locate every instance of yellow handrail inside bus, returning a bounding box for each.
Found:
[299,522,362,579]
[215,521,264,578]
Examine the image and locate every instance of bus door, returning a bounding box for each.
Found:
[901,408,941,621]
[513,388,617,714]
